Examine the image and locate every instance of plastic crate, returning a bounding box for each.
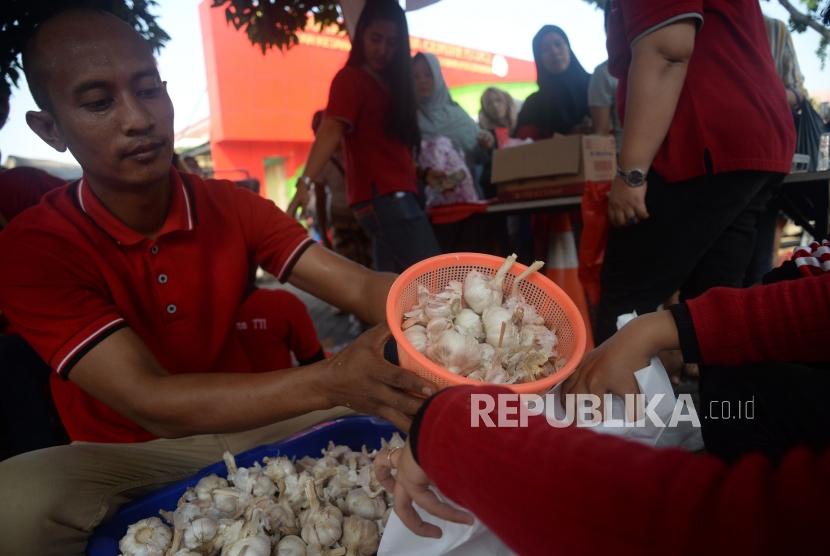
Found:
[86,415,399,556]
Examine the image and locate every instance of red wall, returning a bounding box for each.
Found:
[198,1,536,196]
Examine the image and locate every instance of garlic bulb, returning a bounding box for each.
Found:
[209,487,249,519]
[425,317,453,342]
[264,456,296,483]
[454,308,484,340]
[322,466,356,500]
[211,518,245,551]
[463,253,516,313]
[119,517,172,556]
[519,324,558,357]
[402,324,428,353]
[222,534,271,556]
[300,482,343,547]
[279,472,316,513]
[426,329,482,375]
[482,306,519,349]
[344,488,386,520]
[276,535,307,556]
[193,474,229,504]
[262,500,299,536]
[341,515,380,556]
[424,281,463,320]
[182,516,217,550]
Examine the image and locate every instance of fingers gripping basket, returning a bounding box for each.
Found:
[387,253,588,394]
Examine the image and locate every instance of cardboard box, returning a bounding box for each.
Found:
[491,134,616,202]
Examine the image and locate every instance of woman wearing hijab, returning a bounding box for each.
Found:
[515,25,592,139]
[412,52,488,160]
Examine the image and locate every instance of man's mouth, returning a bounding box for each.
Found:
[123,140,166,160]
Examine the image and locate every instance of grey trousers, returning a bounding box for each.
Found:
[0,406,351,555]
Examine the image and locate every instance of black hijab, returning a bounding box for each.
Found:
[515,26,591,138]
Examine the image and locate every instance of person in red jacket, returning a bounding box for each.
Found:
[594,0,796,342]
[375,264,830,553]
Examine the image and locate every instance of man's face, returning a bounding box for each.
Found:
[34,22,174,190]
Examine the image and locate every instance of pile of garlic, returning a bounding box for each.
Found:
[402,254,566,384]
[118,434,404,556]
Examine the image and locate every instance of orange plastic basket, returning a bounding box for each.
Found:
[386,253,588,394]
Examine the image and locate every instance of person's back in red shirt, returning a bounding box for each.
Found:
[0,166,65,227]
[607,0,795,182]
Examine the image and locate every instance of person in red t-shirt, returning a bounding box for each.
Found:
[594,0,796,342]
[371,262,830,553]
[287,0,440,273]
[0,167,65,228]
[0,9,437,554]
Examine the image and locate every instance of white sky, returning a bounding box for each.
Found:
[1,0,828,166]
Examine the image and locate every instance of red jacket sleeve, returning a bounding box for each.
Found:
[415,385,830,556]
[685,274,830,366]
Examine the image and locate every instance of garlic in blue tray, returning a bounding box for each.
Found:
[118,517,172,556]
[122,439,396,554]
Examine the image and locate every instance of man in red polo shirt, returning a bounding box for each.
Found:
[0,9,435,554]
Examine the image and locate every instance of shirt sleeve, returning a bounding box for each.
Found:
[682,274,830,366]
[0,227,124,377]
[588,63,615,108]
[414,384,830,556]
[621,0,704,46]
[233,186,313,283]
[325,67,362,131]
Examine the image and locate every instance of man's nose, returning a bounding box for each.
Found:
[120,94,154,135]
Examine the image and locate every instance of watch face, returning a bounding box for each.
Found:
[627,170,645,186]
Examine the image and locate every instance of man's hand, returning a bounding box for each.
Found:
[317,325,437,432]
[608,175,649,227]
[562,311,680,400]
[287,185,310,220]
[374,440,474,538]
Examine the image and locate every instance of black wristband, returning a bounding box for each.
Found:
[668,303,702,364]
[408,390,445,466]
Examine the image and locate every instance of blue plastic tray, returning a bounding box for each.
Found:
[86,415,399,556]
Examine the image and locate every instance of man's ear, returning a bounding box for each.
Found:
[25,110,67,152]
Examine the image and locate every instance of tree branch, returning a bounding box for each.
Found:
[777,0,830,41]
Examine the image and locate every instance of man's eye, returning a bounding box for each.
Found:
[137,84,165,99]
[82,98,113,112]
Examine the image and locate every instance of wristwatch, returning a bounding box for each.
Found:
[617,166,647,188]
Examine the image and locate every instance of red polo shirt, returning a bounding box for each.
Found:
[607,0,795,182]
[0,169,313,442]
[325,65,417,205]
